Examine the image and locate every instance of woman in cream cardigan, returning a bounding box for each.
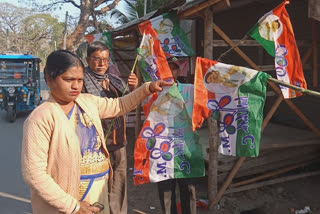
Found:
[21,50,171,214]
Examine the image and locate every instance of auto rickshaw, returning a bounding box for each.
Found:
[0,54,41,122]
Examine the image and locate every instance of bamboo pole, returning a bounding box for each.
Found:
[212,157,246,205]
[267,78,320,97]
[204,7,219,210]
[134,31,143,139]
[225,171,320,194]
[261,95,283,132]
[231,161,313,188]
[135,65,142,139]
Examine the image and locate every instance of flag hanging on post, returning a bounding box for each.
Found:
[137,22,173,82]
[133,85,205,185]
[247,0,307,99]
[139,12,195,57]
[134,24,204,185]
[193,57,270,157]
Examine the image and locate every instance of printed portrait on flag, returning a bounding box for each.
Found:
[144,12,195,57]
[258,13,283,41]
[193,58,270,157]
[247,1,307,99]
[134,24,204,185]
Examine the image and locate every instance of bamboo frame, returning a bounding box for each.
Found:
[225,171,320,194]
[231,161,314,188]
[209,21,320,206]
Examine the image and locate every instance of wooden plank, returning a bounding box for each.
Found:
[217,146,319,172]
[218,154,320,181]
[225,171,320,194]
[261,138,320,149]
[231,161,314,188]
[180,0,222,19]
[235,154,320,178]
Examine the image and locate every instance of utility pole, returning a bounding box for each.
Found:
[6,28,9,51]
[63,11,69,50]
[144,0,147,15]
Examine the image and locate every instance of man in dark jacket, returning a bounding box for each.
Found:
[82,41,138,214]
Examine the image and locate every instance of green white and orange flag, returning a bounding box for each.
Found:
[247,0,307,99]
[139,12,195,57]
[193,58,270,157]
[84,32,113,53]
[133,24,204,185]
[137,22,173,82]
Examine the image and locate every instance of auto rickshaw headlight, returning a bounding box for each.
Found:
[0,94,2,98]
[8,87,15,94]
[23,94,27,98]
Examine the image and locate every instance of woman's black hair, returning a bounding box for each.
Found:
[44,49,85,80]
[87,41,109,58]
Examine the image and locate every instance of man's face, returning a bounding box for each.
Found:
[86,50,110,75]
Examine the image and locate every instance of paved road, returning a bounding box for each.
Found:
[0,110,32,213]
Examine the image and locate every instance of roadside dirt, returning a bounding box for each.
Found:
[125,128,320,214]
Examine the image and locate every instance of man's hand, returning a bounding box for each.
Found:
[78,201,100,214]
[128,73,138,91]
[149,80,173,93]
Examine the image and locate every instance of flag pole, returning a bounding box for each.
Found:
[104,55,139,141]
[217,35,248,62]
[267,78,320,97]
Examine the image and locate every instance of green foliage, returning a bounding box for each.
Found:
[136,0,170,17]
[0,3,64,65]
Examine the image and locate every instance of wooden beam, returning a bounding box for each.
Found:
[225,171,320,194]
[261,139,320,149]
[231,161,314,188]
[212,23,259,70]
[180,0,222,19]
[301,47,313,65]
[212,157,246,205]
[203,6,219,211]
[212,0,230,12]
[261,95,283,132]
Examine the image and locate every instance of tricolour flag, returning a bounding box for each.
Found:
[137,23,173,82]
[139,12,195,57]
[84,32,113,53]
[247,0,307,99]
[133,85,205,185]
[134,25,204,185]
[193,57,270,157]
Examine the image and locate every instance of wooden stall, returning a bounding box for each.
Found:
[102,0,320,210]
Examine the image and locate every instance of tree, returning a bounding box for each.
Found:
[0,3,64,61]
[21,0,139,50]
